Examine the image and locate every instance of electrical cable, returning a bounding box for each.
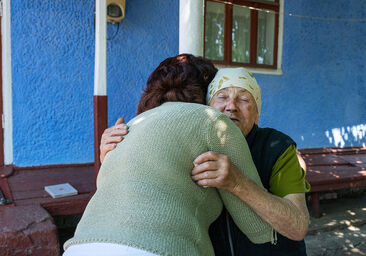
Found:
[107,22,120,40]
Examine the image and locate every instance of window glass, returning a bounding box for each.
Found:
[205,1,225,61]
[232,5,250,63]
[257,10,275,65]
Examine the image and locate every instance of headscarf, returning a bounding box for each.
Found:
[206,67,262,117]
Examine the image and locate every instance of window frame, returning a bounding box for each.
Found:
[203,0,280,70]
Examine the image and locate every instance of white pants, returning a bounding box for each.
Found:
[63,243,160,256]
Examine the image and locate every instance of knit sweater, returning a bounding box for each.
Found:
[64,102,273,256]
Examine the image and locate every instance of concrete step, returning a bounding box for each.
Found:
[0,205,59,256]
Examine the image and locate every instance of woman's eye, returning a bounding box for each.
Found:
[239,98,248,102]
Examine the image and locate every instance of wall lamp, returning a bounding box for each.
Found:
[107,0,126,23]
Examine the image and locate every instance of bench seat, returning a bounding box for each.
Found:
[0,164,95,255]
[1,147,366,256]
[299,147,366,217]
[6,164,95,216]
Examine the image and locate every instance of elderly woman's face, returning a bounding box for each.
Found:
[209,87,259,137]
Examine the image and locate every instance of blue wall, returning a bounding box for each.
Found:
[11,0,178,166]
[10,0,365,166]
[256,0,366,149]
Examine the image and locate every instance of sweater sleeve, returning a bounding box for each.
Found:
[207,114,274,244]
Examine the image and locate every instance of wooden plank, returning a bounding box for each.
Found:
[15,193,93,216]
[301,147,366,218]
[302,154,349,166]
[329,147,366,155]
[309,179,366,193]
[6,164,95,216]
[309,192,320,218]
[224,3,233,64]
[9,166,93,192]
[42,193,92,216]
[93,96,108,187]
[12,182,93,201]
[10,178,93,194]
[249,9,258,65]
[298,148,332,155]
[14,193,91,207]
[9,166,94,201]
[306,165,366,185]
[339,154,366,167]
[300,147,366,155]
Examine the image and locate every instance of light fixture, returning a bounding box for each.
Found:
[107,0,126,23]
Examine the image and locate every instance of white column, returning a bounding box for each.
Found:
[93,0,108,183]
[179,0,204,56]
[277,0,284,71]
[2,0,13,165]
[94,0,107,96]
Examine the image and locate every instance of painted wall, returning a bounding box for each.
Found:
[10,0,365,166]
[11,0,178,166]
[256,0,366,149]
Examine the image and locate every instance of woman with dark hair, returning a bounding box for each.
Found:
[63,57,273,256]
[136,54,214,115]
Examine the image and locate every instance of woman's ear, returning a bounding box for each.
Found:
[255,111,259,125]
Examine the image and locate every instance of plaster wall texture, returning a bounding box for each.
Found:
[11,0,178,166]
[10,0,365,166]
[256,0,366,149]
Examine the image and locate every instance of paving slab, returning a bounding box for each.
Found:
[306,194,366,256]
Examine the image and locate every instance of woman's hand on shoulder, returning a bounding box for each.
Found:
[100,117,129,163]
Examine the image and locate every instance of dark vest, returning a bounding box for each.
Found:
[209,125,307,256]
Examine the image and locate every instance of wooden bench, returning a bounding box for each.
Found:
[0,164,95,256]
[299,147,366,218]
[3,163,95,216]
[1,146,366,254]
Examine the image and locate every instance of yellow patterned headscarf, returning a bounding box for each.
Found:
[206,67,262,117]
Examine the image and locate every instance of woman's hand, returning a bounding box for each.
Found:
[191,151,244,193]
[100,118,129,163]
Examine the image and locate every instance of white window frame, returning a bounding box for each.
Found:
[179,0,284,75]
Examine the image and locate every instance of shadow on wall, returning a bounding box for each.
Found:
[325,124,366,148]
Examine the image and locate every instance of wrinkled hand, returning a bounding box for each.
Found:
[100,117,129,163]
[191,151,243,193]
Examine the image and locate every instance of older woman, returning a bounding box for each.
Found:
[63,57,273,256]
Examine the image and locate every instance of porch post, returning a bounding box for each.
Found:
[2,0,14,165]
[94,0,108,187]
[179,0,204,56]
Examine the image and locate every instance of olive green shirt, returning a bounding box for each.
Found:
[270,144,310,197]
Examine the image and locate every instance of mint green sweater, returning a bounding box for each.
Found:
[64,102,273,256]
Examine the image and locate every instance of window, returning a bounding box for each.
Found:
[204,0,280,69]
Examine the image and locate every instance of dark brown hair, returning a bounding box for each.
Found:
[137,54,217,114]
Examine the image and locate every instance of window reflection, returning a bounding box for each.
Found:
[232,5,251,63]
[205,1,225,61]
[257,11,275,65]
